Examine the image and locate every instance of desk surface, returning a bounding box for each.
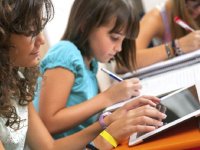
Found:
[115,118,200,150]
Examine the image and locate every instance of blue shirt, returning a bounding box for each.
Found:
[34,41,99,138]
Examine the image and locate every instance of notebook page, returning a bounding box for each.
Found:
[141,63,200,96]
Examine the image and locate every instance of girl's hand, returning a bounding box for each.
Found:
[95,96,166,149]
[106,107,165,144]
[102,78,142,106]
[178,30,200,52]
[104,96,160,125]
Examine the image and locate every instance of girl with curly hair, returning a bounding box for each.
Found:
[0,0,165,149]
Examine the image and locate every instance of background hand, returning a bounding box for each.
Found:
[178,30,200,52]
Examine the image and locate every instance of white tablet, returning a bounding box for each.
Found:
[129,84,200,146]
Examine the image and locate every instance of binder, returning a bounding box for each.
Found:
[123,49,200,79]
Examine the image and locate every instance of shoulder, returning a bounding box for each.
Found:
[140,5,168,38]
[141,7,162,25]
[45,41,81,58]
[139,8,162,37]
[40,41,84,74]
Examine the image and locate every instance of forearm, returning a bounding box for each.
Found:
[93,135,113,150]
[116,45,169,73]
[28,103,104,150]
[136,44,169,68]
[43,93,109,134]
[53,122,103,150]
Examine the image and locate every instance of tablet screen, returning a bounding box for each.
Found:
[161,85,200,124]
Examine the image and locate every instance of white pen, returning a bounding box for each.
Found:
[101,68,123,82]
[174,16,195,32]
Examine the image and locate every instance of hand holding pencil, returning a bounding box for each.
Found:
[101,68,142,106]
[174,16,200,53]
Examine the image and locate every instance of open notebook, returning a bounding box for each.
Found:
[129,84,200,146]
[104,62,200,112]
[123,49,200,79]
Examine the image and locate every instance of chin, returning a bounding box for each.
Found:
[23,59,40,67]
[100,60,109,63]
[29,61,39,67]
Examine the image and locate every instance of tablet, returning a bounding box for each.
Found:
[129,84,200,146]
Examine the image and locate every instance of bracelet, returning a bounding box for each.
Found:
[86,143,99,150]
[99,112,112,129]
[100,130,118,148]
[165,43,174,59]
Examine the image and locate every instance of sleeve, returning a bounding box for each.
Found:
[40,41,84,76]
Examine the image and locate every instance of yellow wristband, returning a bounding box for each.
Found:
[100,130,118,148]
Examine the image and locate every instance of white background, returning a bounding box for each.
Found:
[45,0,166,46]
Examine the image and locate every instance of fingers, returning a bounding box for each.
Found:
[134,116,163,128]
[120,115,164,135]
[131,125,156,133]
[123,96,160,111]
[127,112,166,133]
[122,105,167,132]
[130,78,142,90]
[125,78,142,97]
[130,105,167,120]
[136,96,160,107]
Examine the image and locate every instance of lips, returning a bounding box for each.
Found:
[30,49,40,55]
[109,53,116,59]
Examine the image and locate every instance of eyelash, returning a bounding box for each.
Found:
[110,36,119,41]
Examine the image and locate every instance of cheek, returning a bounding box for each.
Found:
[10,48,33,67]
[13,51,28,66]
[97,37,113,51]
[93,41,111,58]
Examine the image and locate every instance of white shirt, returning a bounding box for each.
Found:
[0,99,28,150]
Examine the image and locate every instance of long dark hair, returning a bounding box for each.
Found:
[62,0,140,71]
[0,0,54,129]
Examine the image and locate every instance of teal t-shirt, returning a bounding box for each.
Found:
[34,41,99,138]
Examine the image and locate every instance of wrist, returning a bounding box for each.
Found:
[101,91,114,107]
[175,39,184,55]
[172,39,184,56]
[99,130,118,148]
[99,112,112,129]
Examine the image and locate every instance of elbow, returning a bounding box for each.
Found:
[39,114,60,134]
[44,120,58,134]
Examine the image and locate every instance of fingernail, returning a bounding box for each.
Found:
[158,121,163,126]
[162,114,167,119]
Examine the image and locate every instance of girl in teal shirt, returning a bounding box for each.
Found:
[34,0,142,143]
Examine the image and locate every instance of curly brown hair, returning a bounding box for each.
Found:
[0,0,54,129]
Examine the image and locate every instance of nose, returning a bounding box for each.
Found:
[114,42,122,53]
[36,32,45,45]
